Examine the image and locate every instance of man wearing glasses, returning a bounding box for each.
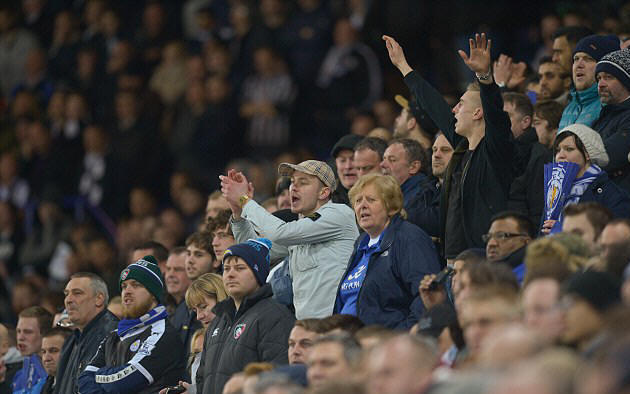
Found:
[483,211,535,283]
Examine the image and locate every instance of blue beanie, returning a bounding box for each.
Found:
[120,255,164,302]
[223,238,272,286]
[573,34,620,62]
[596,48,630,91]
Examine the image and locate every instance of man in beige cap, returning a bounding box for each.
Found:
[220,161,359,319]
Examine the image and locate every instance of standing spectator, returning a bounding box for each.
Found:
[333,174,440,328]
[330,134,362,205]
[353,137,388,178]
[164,247,197,351]
[393,95,435,149]
[222,161,359,319]
[196,239,295,394]
[185,231,218,279]
[13,306,52,393]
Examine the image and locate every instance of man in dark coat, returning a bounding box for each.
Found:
[54,273,118,394]
[197,239,295,394]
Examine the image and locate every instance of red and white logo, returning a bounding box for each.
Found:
[233,323,247,340]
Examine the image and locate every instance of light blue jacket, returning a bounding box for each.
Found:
[559,84,601,129]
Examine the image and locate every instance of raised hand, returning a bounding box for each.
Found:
[458,33,492,76]
[382,35,413,76]
[493,54,513,86]
[219,169,253,218]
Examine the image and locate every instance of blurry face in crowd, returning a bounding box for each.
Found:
[573,52,597,91]
[539,62,569,100]
[597,71,630,105]
[452,90,482,137]
[562,212,598,250]
[354,148,382,178]
[431,134,454,180]
[393,108,413,137]
[533,114,556,148]
[41,334,65,376]
[222,256,260,304]
[503,101,531,138]
[276,189,291,210]
[555,135,588,176]
[381,143,417,185]
[185,244,215,280]
[552,36,572,74]
[522,278,563,342]
[191,295,217,327]
[121,279,156,319]
[560,295,603,348]
[16,317,42,356]
[353,183,392,238]
[64,277,104,331]
[206,196,231,221]
[306,342,351,389]
[212,225,235,263]
[459,298,515,358]
[165,253,190,302]
[598,222,630,260]
[289,171,328,216]
[485,218,530,262]
[335,150,357,189]
[288,325,318,365]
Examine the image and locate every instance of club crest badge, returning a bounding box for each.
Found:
[233,323,247,340]
[120,268,130,281]
[546,166,565,218]
[130,339,141,352]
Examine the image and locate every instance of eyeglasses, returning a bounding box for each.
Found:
[481,232,529,243]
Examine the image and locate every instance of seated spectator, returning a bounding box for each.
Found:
[306,334,361,390]
[222,161,359,319]
[521,275,564,344]
[453,261,519,309]
[164,247,196,348]
[196,239,294,394]
[593,48,630,193]
[559,35,620,129]
[185,273,228,328]
[319,314,365,336]
[537,56,571,104]
[561,202,612,252]
[288,319,321,365]
[40,328,71,394]
[131,240,169,271]
[542,124,630,234]
[185,231,218,279]
[333,174,440,328]
[13,306,53,393]
[598,218,630,261]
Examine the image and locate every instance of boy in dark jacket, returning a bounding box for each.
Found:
[196,239,295,394]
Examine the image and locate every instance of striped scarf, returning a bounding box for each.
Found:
[565,164,602,205]
[116,305,167,338]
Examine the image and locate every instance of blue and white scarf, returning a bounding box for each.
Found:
[565,164,602,205]
[116,305,167,337]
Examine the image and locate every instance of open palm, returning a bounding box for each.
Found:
[458,33,492,75]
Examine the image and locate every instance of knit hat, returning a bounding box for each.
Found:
[331,134,363,158]
[557,124,609,167]
[573,35,620,62]
[564,271,621,313]
[417,303,457,339]
[596,48,630,91]
[223,238,272,286]
[120,255,165,302]
[278,160,337,190]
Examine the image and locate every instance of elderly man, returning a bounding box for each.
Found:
[221,160,358,319]
[78,256,184,393]
[55,273,118,394]
[353,137,388,178]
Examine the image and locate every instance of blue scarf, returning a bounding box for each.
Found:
[116,305,167,337]
[566,164,602,205]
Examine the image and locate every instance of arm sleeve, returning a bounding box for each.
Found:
[231,216,289,262]
[257,313,293,364]
[403,71,460,148]
[242,201,357,246]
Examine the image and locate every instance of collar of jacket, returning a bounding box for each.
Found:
[600,95,630,114]
[570,83,599,103]
[515,127,538,145]
[401,173,426,195]
[357,214,404,253]
[213,283,274,320]
[498,244,527,269]
[74,309,112,339]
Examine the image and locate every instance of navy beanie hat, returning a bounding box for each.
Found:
[596,48,630,92]
[223,238,272,285]
[573,34,620,62]
[564,271,621,313]
[120,255,165,302]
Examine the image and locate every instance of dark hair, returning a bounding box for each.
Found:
[43,327,72,340]
[18,306,53,335]
[354,137,388,159]
[539,56,555,66]
[551,26,593,45]
[133,241,168,263]
[389,138,430,175]
[454,248,486,265]
[563,202,613,237]
[294,318,327,333]
[185,231,215,257]
[205,209,233,236]
[461,261,520,292]
[313,333,362,365]
[503,92,533,117]
[320,314,365,335]
[491,210,536,238]
[534,100,564,130]
[553,131,588,162]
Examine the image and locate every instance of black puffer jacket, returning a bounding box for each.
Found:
[197,284,295,394]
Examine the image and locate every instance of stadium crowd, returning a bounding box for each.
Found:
[1,0,630,393]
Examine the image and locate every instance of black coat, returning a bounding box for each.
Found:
[509,143,553,226]
[578,171,630,218]
[54,309,118,394]
[592,97,630,192]
[197,284,295,394]
[404,71,515,251]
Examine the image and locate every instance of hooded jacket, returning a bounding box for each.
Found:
[196,284,294,394]
[559,84,602,129]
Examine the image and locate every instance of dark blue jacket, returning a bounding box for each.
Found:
[406,175,441,238]
[579,171,630,218]
[592,97,630,192]
[333,215,441,329]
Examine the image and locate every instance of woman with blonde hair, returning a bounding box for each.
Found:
[333,174,441,329]
[185,273,228,327]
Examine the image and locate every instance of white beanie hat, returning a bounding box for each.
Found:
[557,124,609,167]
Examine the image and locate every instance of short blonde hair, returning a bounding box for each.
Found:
[348,174,406,219]
[185,273,228,309]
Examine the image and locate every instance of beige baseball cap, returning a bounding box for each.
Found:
[278,160,337,190]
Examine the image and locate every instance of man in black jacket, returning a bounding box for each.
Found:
[383,33,515,261]
[196,239,295,394]
[54,272,118,394]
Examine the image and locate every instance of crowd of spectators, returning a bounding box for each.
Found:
[2,0,630,393]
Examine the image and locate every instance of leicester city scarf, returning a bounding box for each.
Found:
[116,305,167,337]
